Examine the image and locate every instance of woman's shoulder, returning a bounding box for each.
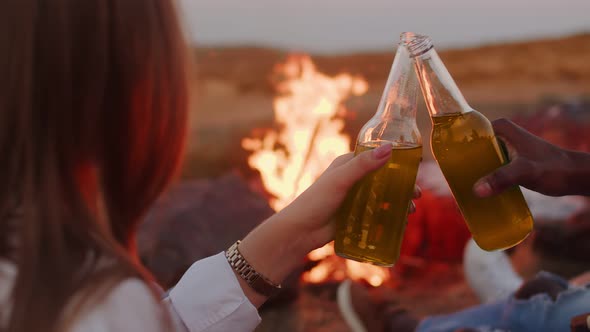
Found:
[0,258,173,331]
[0,262,165,331]
[69,277,168,332]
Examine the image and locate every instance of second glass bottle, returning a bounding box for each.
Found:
[403,32,533,251]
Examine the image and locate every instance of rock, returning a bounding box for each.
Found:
[138,172,275,287]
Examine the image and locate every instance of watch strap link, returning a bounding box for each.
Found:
[225,240,281,297]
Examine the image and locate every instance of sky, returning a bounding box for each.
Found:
[177,0,590,54]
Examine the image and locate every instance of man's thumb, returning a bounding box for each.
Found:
[473,162,524,197]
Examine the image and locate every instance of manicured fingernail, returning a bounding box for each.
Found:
[473,180,492,197]
[372,144,391,159]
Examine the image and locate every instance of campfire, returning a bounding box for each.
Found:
[242,54,392,287]
[237,54,577,288]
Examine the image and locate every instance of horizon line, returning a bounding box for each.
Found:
[189,30,590,56]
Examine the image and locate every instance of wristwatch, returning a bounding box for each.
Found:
[225,240,282,297]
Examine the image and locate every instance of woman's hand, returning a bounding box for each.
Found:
[280,144,420,251]
[237,145,421,306]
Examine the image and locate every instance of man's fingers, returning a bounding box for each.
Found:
[491,118,536,153]
[496,136,519,162]
[473,160,528,197]
[491,118,526,140]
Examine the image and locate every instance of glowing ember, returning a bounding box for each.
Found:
[345,260,390,287]
[301,247,391,286]
[242,54,391,286]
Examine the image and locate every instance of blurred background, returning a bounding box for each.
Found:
[141,1,590,330]
[175,0,590,178]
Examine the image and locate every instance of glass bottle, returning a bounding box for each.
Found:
[334,43,422,266]
[402,32,533,251]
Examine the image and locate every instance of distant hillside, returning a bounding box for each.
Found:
[193,33,590,102]
[184,33,590,179]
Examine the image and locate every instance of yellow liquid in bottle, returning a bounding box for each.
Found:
[334,142,422,266]
[431,111,533,251]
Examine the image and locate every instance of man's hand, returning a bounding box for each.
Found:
[473,118,590,197]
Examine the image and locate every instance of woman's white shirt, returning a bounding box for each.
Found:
[0,253,262,332]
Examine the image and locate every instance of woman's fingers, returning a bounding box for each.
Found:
[327,144,391,191]
[324,152,354,172]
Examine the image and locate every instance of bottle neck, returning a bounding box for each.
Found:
[402,33,471,117]
[358,43,420,145]
[373,44,418,122]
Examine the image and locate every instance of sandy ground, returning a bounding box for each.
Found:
[256,263,480,332]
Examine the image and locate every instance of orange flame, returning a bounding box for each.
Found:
[303,244,391,286]
[242,54,390,286]
[242,54,367,211]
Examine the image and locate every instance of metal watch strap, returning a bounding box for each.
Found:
[225,240,281,297]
